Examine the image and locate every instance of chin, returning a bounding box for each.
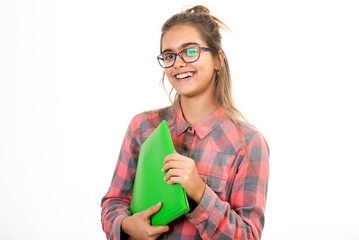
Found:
[177,91,198,99]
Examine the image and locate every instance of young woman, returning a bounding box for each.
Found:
[101,5,269,240]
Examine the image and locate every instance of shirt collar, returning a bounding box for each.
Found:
[170,101,226,140]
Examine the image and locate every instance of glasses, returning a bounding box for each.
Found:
[157,47,211,68]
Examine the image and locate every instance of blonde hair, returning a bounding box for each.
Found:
[159,5,257,172]
[160,5,249,125]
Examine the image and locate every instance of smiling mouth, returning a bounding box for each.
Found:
[176,72,194,79]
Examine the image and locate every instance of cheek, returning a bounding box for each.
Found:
[164,70,176,86]
[164,69,172,78]
[198,65,214,80]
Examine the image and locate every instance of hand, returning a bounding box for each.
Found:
[121,202,169,240]
[162,153,205,204]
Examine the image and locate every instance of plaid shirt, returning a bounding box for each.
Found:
[101,102,269,240]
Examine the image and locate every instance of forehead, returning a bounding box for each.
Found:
[161,25,206,51]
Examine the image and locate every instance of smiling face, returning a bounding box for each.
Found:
[161,24,220,100]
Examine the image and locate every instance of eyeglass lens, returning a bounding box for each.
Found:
[160,47,200,68]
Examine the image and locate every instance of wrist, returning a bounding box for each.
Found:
[121,216,131,235]
[193,182,205,204]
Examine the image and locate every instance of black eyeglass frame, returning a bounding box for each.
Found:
[157,47,211,68]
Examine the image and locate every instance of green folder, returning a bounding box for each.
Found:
[130,120,190,226]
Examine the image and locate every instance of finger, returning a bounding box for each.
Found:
[163,153,184,164]
[162,161,186,173]
[167,177,183,187]
[163,168,183,181]
[163,153,176,164]
[142,202,162,218]
[150,225,170,235]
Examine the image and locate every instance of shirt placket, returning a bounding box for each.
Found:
[179,127,195,157]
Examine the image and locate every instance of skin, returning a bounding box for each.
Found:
[122,24,224,239]
[122,202,169,240]
[161,24,220,125]
[161,24,224,204]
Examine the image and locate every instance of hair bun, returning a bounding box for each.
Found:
[184,5,210,15]
[182,5,229,31]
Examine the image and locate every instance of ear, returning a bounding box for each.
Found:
[215,50,225,71]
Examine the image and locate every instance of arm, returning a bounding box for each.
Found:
[101,116,170,240]
[186,131,270,240]
[101,117,140,239]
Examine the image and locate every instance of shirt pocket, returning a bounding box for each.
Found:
[195,151,237,201]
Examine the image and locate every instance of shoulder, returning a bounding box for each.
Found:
[128,105,174,136]
[236,120,270,157]
[236,120,260,145]
[218,117,269,153]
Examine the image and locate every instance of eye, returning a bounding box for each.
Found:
[163,54,175,61]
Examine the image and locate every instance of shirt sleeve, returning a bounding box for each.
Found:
[101,115,142,240]
[186,131,270,240]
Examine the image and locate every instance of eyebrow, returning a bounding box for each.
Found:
[161,42,200,54]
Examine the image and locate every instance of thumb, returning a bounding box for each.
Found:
[142,202,162,218]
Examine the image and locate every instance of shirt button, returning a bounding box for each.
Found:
[189,127,192,131]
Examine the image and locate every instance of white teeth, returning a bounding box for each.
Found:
[176,72,193,79]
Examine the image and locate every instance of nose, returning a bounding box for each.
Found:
[173,55,186,69]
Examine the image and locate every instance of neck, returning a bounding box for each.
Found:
[180,90,218,126]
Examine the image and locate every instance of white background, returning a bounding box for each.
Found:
[1,0,358,239]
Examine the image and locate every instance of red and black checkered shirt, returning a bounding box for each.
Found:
[101,102,269,239]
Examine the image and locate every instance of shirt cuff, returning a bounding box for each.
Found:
[113,214,130,240]
[185,184,218,225]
